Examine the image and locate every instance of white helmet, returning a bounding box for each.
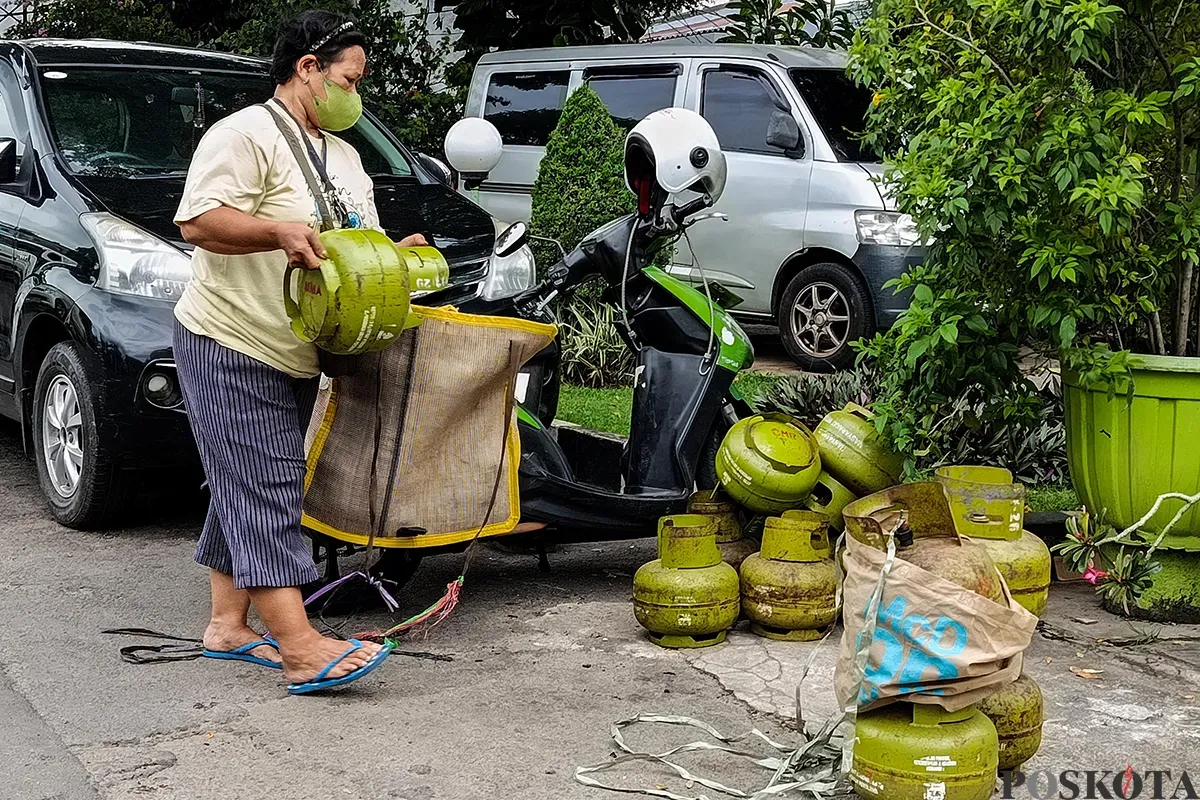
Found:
[625,108,726,205]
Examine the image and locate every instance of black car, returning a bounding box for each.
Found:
[0,39,537,528]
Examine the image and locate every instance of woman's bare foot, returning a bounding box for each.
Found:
[202,621,281,664]
[276,634,384,685]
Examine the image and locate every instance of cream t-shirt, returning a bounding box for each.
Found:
[174,102,380,378]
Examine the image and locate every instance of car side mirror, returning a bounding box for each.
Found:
[0,139,16,184]
[444,118,503,190]
[766,111,802,157]
[417,152,454,187]
[494,221,529,258]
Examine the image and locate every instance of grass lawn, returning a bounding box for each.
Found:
[1026,485,1079,513]
[556,373,784,437]
[557,385,634,436]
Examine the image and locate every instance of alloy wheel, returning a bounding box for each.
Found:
[790,281,851,358]
[42,374,84,498]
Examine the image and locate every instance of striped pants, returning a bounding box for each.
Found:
[174,321,320,589]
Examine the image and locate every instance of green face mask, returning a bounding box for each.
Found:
[311,77,362,131]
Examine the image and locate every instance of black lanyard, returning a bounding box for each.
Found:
[270,98,351,227]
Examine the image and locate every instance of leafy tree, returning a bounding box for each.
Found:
[720,0,856,48]
[529,85,630,272]
[451,0,698,57]
[530,85,636,386]
[13,0,461,154]
[846,0,1200,470]
[10,0,193,43]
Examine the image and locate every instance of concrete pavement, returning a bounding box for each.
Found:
[1,416,1198,799]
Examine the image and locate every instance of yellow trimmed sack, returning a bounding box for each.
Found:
[302,305,556,549]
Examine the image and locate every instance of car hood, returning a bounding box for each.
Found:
[76,174,496,275]
[855,163,893,209]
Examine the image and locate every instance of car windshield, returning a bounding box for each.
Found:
[39,66,413,178]
[789,68,874,163]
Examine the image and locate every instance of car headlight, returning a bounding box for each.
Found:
[854,210,921,247]
[481,243,536,301]
[81,212,191,301]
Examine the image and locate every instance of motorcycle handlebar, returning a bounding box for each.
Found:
[672,196,711,224]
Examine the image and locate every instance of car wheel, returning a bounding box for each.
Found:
[32,342,134,529]
[779,263,874,372]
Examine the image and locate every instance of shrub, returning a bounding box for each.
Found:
[558,299,635,389]
[758,366,881,429]
[846,0,1200,470]
[759,367,1068,485]
[529,85,631,275]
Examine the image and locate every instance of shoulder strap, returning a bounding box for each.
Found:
[260,101,336,232]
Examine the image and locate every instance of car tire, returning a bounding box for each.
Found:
[778,263,874,372]
[31,342,134,529]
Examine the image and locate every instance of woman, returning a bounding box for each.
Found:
[173,10,425,694]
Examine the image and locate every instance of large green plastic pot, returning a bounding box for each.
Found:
[1099,542,1200,623]
[715,413,822,514]
[284,229,446,355]
[1065,353,1200,549]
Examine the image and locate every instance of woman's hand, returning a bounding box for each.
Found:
[273,222,328,270]
[396,233,428,248]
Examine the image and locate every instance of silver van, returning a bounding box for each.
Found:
[461,42,922,371]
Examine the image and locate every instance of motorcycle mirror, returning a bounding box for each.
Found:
[494,221,529,258]
[530,233,567,260]
[444,118,503,189]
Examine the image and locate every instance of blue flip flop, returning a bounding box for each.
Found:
[202,638,282,670]
[286,639,394,695]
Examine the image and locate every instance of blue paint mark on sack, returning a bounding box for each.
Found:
[856,594,970,703]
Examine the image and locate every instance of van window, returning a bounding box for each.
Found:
[585,68,677,130]
[700,69,793,157]
[484,71,570,147]
[789,69,873,162]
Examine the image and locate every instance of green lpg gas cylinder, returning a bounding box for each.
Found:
[716,413,821,514]
[976,674,1043,771]
[633,515,741,648]
[851,703,999,800]
[402,245,450,296]
[284,229,442,355]
[804,470,858,532]
[688,490,757,569]
[814,403,904,496]
[844,483,1007,604]
[936,466,1051,617]
[740,510,838,641]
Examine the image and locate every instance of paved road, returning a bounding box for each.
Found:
[0,419,784,800]
[2,415,1200,799]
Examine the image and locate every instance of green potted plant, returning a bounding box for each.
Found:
[847,0,1200,617]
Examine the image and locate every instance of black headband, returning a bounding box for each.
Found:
[309,21,355,53]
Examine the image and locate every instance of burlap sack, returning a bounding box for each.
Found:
[302,305,556,547]
[834,483,1039,712]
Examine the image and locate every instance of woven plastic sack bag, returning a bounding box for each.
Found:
[834,483,1039,713]
[302,305,556,548]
